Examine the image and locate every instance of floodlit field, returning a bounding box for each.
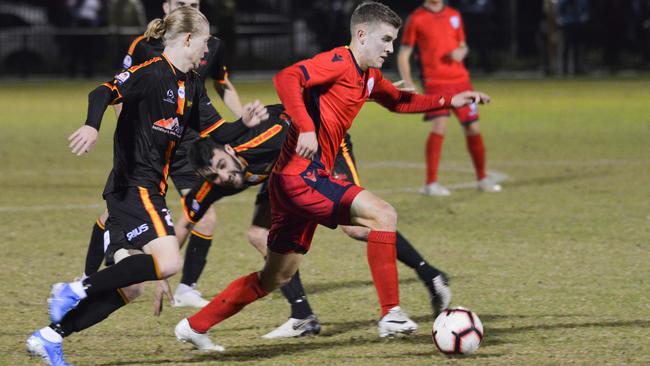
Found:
[0,78,648,365]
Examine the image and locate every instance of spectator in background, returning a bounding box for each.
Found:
[107,0,146,69]
[451,0,494,72]
[66,0,106,77]
[556,0,589,75]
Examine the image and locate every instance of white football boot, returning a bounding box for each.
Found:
[426,273,452,317]
[173,283,209,308]
[477,178,502,193]
[261,315,321,339]
[420,182,451,196]
[174,318,224,352]
[377,306,418,338]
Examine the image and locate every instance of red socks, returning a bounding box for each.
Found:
[426,132,444,184]
[465,134,486,180]
[188,272,268,333]
[367,231,399,316]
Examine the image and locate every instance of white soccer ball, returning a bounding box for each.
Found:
[432,306,484,355]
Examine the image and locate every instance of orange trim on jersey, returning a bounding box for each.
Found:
[127,56,162,73]
[191,230,213,240]
[180,197,198,224]
[340,139,361,186]
[95,217,106,230]
[116,288,130,304]
[138,187,166,237]
[235,124,283,153]
[127,35,145,55]
[200,118,225,137]
[160,141,176,194]
[195,181,213,203]
[150,255,162,279]
[161,53,176,76]
[176,80,185,115]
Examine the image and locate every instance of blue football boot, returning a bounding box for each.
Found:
[26,330,72,366]
[48,283,83,323]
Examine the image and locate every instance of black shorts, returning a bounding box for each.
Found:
[332,134,361,186]
[170,129,202,194]
[104,186,175,251]
[254,181,269,206]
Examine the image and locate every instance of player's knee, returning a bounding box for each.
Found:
[463,122,480,136]
[120,283,144,301]
[341,225,369,241]
[194,206,217,233]
[373,201,397,231]
[155,253,183,278]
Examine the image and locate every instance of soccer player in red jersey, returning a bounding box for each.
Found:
[398,0,502,196]
[174,1,489,347]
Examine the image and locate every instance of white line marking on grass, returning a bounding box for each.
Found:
[0,162,511,212]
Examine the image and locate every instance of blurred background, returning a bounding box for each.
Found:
[0,0,648,78]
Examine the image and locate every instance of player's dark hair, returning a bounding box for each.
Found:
[188,137,225,171]
[350,1,402,30]
[143,6,208,42]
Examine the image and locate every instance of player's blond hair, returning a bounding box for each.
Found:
[350,1,402,30]
[143,6,208,43]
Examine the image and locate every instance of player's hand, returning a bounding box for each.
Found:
[153,279,174,317]
[392,80,417,93]
[449,47,466,62]
[296,131,318,160]
[241,100,269,128]
[68,125,99,156]
[450,91,490,108]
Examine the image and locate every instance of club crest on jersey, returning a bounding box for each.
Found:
[122,55,132,69]
[152,117,184,138]
[450,16,460,29]
[115,71,131,85]
[191,199,200,213]
[178,85,185,99]
[367,77,375,96]
[162,89,175,104]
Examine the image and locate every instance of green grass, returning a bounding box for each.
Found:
[0,78,649,365]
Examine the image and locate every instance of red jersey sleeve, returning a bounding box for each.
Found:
[371,72,452,113]
[401,15,418,47]
[457,13,466,44]
[273,50,348,133]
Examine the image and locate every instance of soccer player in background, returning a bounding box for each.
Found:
[26,8,267,365]
[173,1,489,349]
[77,0,244,308]
[397,0,501,196]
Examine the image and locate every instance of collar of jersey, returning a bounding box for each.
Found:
[422,4,446,14]
[345,46,364,77]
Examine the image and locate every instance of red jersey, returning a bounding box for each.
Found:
[401,6,470,85]
[273,46,453,175]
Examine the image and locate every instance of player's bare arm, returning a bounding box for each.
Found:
[214,78,244,117]
[448,41,469,62]
[397,45,417,91]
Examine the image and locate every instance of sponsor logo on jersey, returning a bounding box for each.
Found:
[331,53,343,62]
[126,223,149,241]
[152,117,184,138]
[115,71,131,85]
[303,170,317,183]
[162,89,175,104]
[122,55,132,69]
[450,16,460,29]
[178,85,185,99]
[367,77,375,96]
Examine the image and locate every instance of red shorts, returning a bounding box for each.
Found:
[423,81,479,124]
[267,164,364,254]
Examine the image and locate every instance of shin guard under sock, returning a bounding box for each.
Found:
[466,133,486,180]
[395,231,441,280]
[181,231,212,286]
[84,220,106,275]
[50,289,128,337]
[280,270,313,319]
[426,133,445,184]
[367,231,399,316]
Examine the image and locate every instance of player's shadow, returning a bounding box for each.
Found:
[503,171,607,189]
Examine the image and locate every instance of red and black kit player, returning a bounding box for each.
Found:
[398,0,501,196]
[173,111,451,339]
[79,0,244,309]
[173,1,488,349]
[27,8,267,364]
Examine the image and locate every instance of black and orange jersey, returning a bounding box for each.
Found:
[182,104,290,223]
[122,35,228,84]
[84,54,248,197]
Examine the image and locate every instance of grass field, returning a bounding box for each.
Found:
[0,77,649,365]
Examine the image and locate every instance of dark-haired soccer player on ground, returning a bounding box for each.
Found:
[173,1,489,349]
[174,115,452,339]
[26,8,267,366]
[77,0,244,308]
